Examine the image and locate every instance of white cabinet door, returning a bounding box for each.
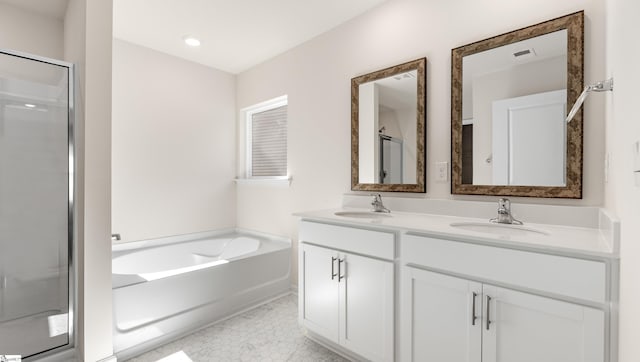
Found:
[401,267,482,362]
[300,243,340,341]
[482,285,605,362]
[340,252,394,362]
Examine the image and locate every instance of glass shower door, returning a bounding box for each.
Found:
[379,134,403,184]
[0,51,72,358]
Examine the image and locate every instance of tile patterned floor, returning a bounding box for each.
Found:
[126,293,348,362]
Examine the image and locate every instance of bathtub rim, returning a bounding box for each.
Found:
[112,227,290,254]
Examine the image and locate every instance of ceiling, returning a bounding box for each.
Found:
[1,0,386,74]
[113,0,387,74]
[0,0,69,19]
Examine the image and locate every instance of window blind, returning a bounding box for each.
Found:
[251,105,287,177]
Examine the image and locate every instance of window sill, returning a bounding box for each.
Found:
[234,177,292,187]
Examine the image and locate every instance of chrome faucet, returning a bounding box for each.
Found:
[371,193,390,213]
[490,198,522,225]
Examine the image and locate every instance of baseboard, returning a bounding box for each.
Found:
[304,330,361,361]
[32,348,77,362]
[96,356,117,362]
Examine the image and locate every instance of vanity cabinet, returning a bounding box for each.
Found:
[400,233,609,362]
[402,267,604,362]
[401,267,481,361]
[481,284,604,362]
[299,221,394,362]
[297,215,616,362]
[300,243,340,340]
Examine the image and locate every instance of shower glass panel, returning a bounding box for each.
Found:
[0,50,73,358]
[379,134,403,184]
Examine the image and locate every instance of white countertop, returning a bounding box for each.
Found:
[294,208,618,260]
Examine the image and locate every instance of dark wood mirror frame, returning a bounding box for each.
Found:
[351,57,426,193]
[451,11,584,198]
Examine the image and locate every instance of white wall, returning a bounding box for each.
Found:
[0,2,64,59]
[65,0,115,360]
[604,0,640,361]
[379,109,402,139]
[358,82,379,183]
[111,40,237,243]
[236,0,607,286]
[83,0,114,358]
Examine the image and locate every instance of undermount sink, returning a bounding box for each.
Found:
[449,222,549,237]
[334,211,393,219]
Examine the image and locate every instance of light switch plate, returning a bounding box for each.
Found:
[435,162,448,183]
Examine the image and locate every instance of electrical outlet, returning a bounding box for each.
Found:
[436,162,448,183]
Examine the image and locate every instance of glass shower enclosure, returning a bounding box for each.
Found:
[0,50,75,359]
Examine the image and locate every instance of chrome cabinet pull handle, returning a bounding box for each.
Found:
[486,295,492,330]
[331,257,337,280]
[338,258,345,282]
[471,292,478,326]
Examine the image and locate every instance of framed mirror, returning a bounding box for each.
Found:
[451,11,584,198]
[351,58,426,193]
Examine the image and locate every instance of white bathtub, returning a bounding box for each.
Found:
[112,230,291,359]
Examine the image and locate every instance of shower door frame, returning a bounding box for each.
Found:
[378,134,404,184]
[0,48,77,359]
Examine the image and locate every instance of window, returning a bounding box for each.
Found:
[245,96,288,179]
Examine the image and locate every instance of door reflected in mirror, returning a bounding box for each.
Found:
[352,58,426,193]
[379,134,404,184]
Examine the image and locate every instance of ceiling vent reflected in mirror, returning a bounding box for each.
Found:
[513,48,536,60]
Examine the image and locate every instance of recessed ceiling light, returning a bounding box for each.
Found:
[183,36,201,47]
[25,103,36,108]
